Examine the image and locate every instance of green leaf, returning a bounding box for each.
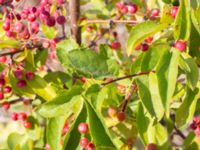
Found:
[7,133,33,150]
[46,116,66,150]
[62,99,87,150]
[56,39,79,52]
[179,56,199,90]
[34,49,48,68]
[136,75,164,121]
[38,86,83,117]
[27,75,57,101]
[57,48,119,79]
[42,25,57,39]
[0,63,6,72]
[126,21,168,56]
[85,100,116,148]
[0,39,20,49]
[176,87,199,128]
[156,49,180,115]
[174,0,191,40]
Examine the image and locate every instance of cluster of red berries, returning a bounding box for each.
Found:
[13,69,34,89]
[135,36,154,52]
[11,112,32,128]
[0,74,12,110]
[116,2,138,15]
[78,122,95,150]
[190,117,200,138]
[107,107,126,122]
[2,0,66,49]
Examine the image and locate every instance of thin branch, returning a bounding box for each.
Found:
[0,49,23,57]
[174,125,186,139]
[86,19,143,24]
[122,84,137,112]
[102,71,154,86]
[69,0,81,44]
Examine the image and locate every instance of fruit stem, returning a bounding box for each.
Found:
[102,70,154,86]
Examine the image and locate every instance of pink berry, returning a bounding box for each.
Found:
[0,0,4,4]
[23,121,32,128]
[116,2,125,10]
[28,14,36,22]
[14,22,24,33]
[86,26,93,32]
[110,41,121,50]
[17,80,27,88]
[0,56,7,63]
[2,102,10,110]
[87,142,95,150]
[4,86,12,93]
[45,144,51,150]
[3,22,10,31]
[171,6,179,18]
[62,123,69,135]
[11,112,18,121]
[107,107,117,117]
[79,138,89,148]
[40,0,48,6]
[14,69,23,79]
[25,71,34,80]
[128,4,138,14]
[18,112,27,121]
[78,122,88,134]
[0,92,4,100]
[57,0,64,5]
[145,36,153,43]
[174,40,187,52]
[151,8,160,17]
[147,143,157,150]
[56,16,66,25]
[117,111,126,121]
[120,6,128,14]
[141,43,149,52]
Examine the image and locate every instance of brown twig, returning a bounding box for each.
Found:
[102,71,154,86]
[69,0,81,45]
[174,125,186,139]
[121,84,137,112]
[0,49,23,57]
[86,19,143,24]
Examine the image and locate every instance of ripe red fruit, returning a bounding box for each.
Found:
[110,41,121,50]
[151,8,160,17]
[0,56,7,63]
[3,22,10,31]
[0,92,4,100]
[141,43,149,52]
[87,142,95,150]
[25,71,35,80]
[145,36,153,43]
[120,6,128,14]
[4,86,12,93]
[78,122,88,134]
[116,2,125,10]
[46,16,56,27]
[107,107,117,117]
[190,122,197,130]
[135,44,142,51]
[18,112,27,121]
[79,137,89,148]
[171,6,179,18]
[117,111,126,121]
[86,26,93,32]
[0,78,5,87]
[14,22,24,33]
[128,4,138,14]
[2,102,10,110]
[45,144,51,150]
[28,14,36,22]
[16,80,27,88]
[14,69,24,79]
[174,40,187,52]
[23,121,32,129]
[147,143,157,150]
[11,112,18,121]
[62,123,69,135]
[56,16,66,25]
